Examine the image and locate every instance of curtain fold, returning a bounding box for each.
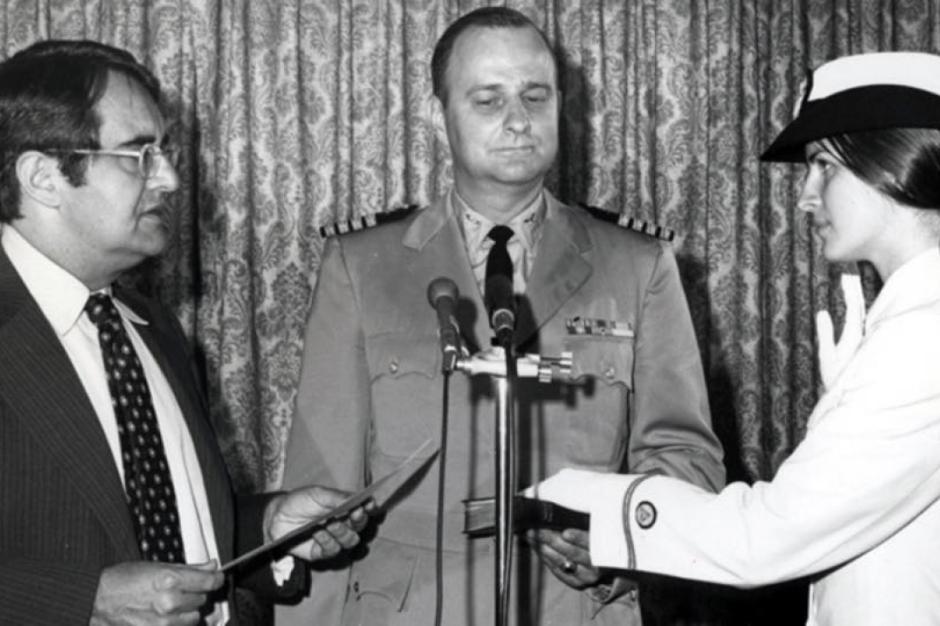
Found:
[2,0,937,496]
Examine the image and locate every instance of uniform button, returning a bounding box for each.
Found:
[389,359,399,374]
[604,366,616,380]
[635,501,657,529]
[353,580,360,594]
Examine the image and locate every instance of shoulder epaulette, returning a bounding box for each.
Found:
[318,204,421,238]
[578,203,676,242]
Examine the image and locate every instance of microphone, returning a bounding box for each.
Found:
[484,227,516,347]
[427,277,462,373]
[485,274,515,345]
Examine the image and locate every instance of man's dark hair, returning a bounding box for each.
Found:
[0,39,161,222]
[431,6,556,107]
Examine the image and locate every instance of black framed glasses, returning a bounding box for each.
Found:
[50,143,181,179]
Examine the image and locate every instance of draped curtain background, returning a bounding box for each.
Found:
[3,0,937,510]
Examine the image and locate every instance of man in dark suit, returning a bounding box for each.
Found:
[279,6,725,626]
[0,40,371,625]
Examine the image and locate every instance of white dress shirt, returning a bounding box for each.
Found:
[1,225,227,623]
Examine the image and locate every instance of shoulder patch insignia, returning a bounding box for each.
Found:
[318,204,421,238]
[578,203,676,242]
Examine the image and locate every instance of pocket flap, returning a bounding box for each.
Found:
[564,337,635,388]
[366,333,439,380]
[349,539,419,611]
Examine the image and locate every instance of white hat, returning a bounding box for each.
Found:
[761,51,940,162]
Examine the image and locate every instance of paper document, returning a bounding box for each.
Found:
[222,439,437,572]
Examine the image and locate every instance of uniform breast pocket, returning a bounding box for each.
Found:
[365,333,441,458]
[560,336,635,467]
[564,335,635,390]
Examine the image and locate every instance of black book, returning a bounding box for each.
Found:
[463,496,589,537]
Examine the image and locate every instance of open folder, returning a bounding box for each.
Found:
[222,439,437,572]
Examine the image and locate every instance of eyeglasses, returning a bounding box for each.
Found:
[49,143,181,179]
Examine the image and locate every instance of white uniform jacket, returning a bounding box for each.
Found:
[580,247,940,626]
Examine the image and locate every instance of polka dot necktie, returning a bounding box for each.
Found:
[84,294,185,563]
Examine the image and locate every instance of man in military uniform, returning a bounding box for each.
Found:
[279,6,725,625]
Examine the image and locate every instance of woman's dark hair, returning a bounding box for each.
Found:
[826,128,940,210]
[0,39,162,222]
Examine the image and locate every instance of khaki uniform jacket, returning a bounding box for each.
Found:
[280,192,724,625]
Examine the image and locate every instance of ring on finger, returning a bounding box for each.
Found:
[561,559,577,574]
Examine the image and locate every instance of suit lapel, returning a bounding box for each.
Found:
[515,197,592,347]
[0,250,139,557]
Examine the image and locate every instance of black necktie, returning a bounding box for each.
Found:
[486,225,514,281]
[485,225,516,342]
[84,294,185,563]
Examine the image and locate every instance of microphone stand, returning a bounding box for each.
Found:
[494,335,515,626]
[455,349,572,626]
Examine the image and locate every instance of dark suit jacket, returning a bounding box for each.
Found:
[0,247,293,625]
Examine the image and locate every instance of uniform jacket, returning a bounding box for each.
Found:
[0,246,291,625]
[280,192,725,625]
[589,247,940,626]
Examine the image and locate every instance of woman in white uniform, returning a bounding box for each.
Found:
[526,51,940,626]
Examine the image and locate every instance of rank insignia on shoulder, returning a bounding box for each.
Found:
[318,204,421,238]
[578,203,676,242]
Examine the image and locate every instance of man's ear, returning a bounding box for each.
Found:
[16,151,63,208]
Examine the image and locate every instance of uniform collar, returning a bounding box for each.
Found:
[451,188,547,257]
[865,246,940,334]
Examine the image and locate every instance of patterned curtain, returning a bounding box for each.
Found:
[2,0,937,499]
